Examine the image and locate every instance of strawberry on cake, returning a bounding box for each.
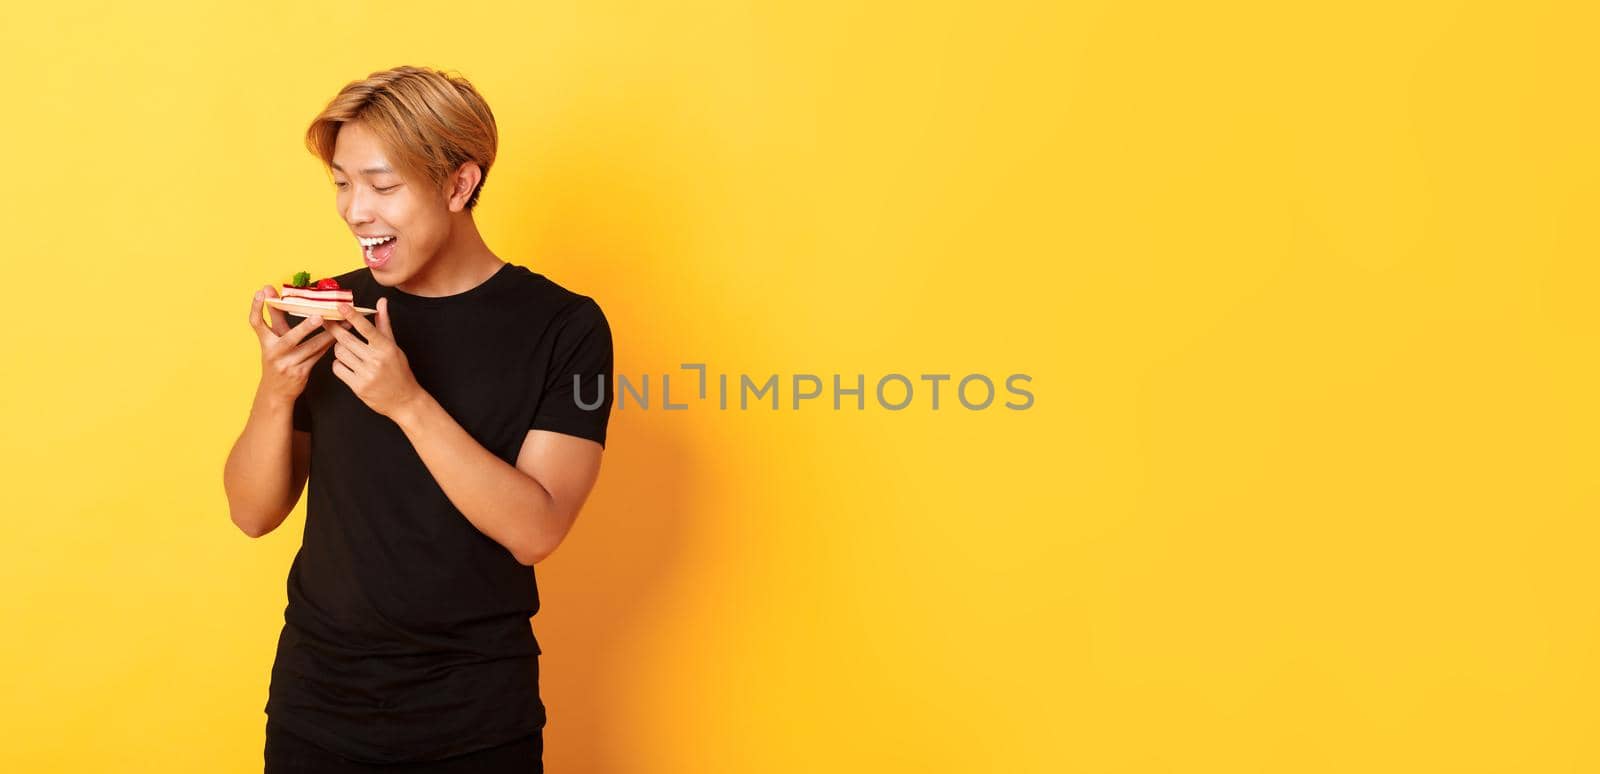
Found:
[268,271,373,318]
[281,271,353,308]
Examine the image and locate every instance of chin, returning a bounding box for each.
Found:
[367,266,401,285]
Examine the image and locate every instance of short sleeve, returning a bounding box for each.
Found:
[530,298,614,448]
[292,388,312,432]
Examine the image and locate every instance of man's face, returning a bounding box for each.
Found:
[330,120,449,284]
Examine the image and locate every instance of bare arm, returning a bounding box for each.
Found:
[392,391,604,565]
[317,300,606,564]
[225,286,334,537]
[223,389,312,537]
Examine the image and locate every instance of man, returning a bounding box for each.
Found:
[222,65,613,772]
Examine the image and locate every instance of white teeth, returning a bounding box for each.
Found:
[358,235,396,247]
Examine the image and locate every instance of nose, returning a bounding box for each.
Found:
[342,186,376,226]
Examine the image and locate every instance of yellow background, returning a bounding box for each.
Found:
[1,1,1595,771]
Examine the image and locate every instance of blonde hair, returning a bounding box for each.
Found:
[305,65,498,211]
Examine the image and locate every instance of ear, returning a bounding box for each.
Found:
[446,161,482,212]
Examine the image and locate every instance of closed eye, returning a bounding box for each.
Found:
[333,182,398,192]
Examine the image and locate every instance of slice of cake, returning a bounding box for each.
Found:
[279,270,353,312]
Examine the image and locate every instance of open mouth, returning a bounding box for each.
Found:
[359,235,397,268]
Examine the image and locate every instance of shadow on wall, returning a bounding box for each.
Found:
[520,96,702,774]
[536,417,690,774]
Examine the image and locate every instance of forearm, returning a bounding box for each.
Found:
[223,388,298,537]
[391,391,566,565]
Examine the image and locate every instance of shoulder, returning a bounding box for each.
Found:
[506,266,610,325]
[523,274,611,361]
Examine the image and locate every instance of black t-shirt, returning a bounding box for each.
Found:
[263,262,614,763]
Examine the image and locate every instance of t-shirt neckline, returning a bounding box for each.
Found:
[375,262,515,307]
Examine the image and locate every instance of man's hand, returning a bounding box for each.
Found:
[324,298,426,420]
[251,286,334,405]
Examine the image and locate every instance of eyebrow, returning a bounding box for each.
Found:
[330,162,394,175]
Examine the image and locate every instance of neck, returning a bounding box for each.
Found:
[397,214,505,297]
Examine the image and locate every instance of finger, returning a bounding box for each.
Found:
[281,312,326,347]
[332,342,365,372]
[337,302,381,341]
[290,327,336,363]
[375,297,394,339]
[264,286,289,336]
[332,359,356,385]
[250,288,269,340]
[328,322,374,358]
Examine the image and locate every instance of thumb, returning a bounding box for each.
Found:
[377,297,394,338]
